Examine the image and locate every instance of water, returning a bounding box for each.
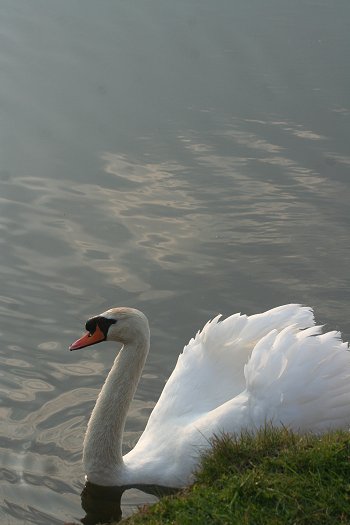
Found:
[0,0,349,523]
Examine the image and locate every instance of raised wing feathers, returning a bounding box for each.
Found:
[145,304,315,428]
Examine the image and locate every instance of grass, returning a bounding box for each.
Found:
[119,426,350,525]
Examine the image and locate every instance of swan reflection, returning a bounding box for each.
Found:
[80,482,123,525]
[80,481,177,524]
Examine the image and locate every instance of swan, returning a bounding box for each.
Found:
[70,304,350,489]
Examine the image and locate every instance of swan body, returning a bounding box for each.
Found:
[70,305,350,489]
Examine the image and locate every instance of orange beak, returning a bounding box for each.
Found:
[69,325,106,351]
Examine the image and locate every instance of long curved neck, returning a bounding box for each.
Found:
[83,332,150,485]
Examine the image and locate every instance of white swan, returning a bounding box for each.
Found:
[70,304,350,489]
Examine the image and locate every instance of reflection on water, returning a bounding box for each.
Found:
[79,483,161,525]
[80,483,123,525]
[1,0,350,523]
[79,482,177,525]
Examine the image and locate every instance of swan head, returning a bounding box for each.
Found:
[69,307,150,350]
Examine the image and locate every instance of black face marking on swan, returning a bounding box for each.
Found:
[85,316,117,337]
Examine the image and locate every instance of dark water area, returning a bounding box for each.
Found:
[0,0,349,523]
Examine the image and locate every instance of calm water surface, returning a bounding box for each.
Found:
[1,1,349,523]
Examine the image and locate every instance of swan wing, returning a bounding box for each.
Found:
[145,304,314,428]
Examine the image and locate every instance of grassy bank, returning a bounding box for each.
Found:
[120,427,350,525]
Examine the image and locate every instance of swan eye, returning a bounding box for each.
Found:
[85,318,98,335]
[85,316,117,337]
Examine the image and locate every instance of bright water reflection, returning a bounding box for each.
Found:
[0,0,349,523]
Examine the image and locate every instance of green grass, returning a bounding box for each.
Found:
[120,427,350,525]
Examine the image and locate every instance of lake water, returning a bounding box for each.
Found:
[1,0,349,523]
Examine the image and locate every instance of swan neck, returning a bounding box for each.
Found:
[83,334,150,485]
